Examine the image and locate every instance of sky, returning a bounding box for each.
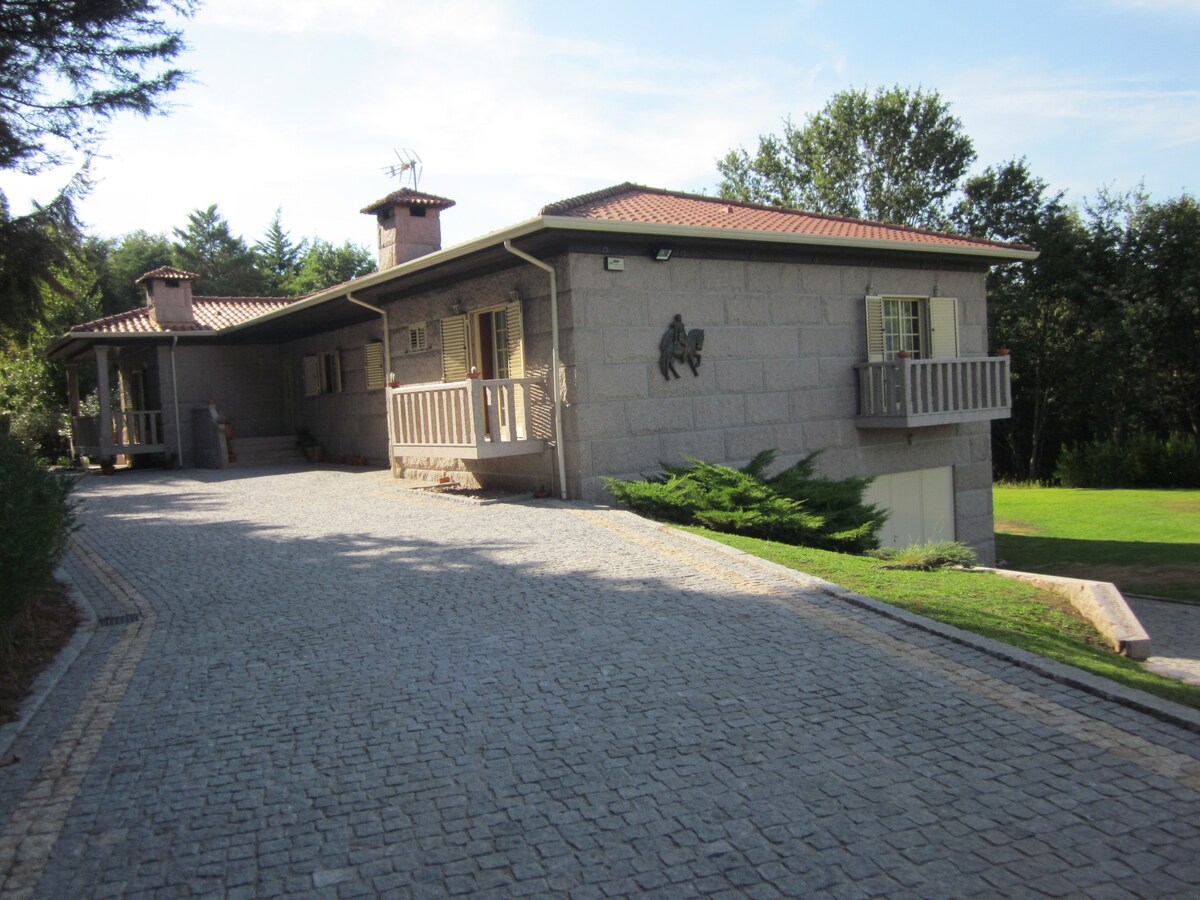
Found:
[3,0,1198,253]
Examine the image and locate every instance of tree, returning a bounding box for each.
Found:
[255,208,306,296]
[172,205,266,297]
[1114,194,1200,438]
[952,159,1091,480]
[0,241,103,457]
[286,239,376,296]
[0,0,194,335]
[91,230,173,315]
[718,86,976,229]
[0,0,194,174]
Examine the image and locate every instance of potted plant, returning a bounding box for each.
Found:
[296,429,324,463]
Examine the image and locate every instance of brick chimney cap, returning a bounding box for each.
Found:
[135,266,201,284]
[361,189,456,216]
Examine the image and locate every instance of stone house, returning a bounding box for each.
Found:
[49,183,1035,562]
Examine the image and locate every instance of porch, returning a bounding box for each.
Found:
[855,356,1012,428]
[389,377,547,460]
[71,410,165,459]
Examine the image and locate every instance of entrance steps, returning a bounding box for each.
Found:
[228,435,301,467]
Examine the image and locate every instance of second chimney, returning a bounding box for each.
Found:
[360,189,456,269]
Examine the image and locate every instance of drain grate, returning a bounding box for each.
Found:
[96,613,143,627]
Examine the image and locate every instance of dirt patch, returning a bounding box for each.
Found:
[0,580,81,724]
[994,518,1040,536]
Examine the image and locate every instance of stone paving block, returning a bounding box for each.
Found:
[1,470,1198,898]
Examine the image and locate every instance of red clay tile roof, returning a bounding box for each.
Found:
[133,266,201,284]
[67,297,297,335]
[361,189,456,216]
[541,182,1031,253]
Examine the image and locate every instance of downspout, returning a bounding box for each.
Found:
[170,336,183,467]
[502,241,567,501]
[345,292,395,467]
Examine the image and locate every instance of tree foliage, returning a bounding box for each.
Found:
[0,0,194,174]
[172,204,266,297]
[718,86,976,228]
[255,207,305,296]
[286,239,375,296]
[0,0,194,335]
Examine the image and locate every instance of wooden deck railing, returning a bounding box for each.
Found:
[389,377,546,459]
[855,357,1011,428]
[72,409,165,455]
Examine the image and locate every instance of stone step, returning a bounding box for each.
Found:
[227,435,302,467]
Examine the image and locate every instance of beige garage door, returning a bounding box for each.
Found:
[864,466,955,548]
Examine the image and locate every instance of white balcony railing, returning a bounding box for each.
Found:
[389,377,547,460]
[855,357,1012,428]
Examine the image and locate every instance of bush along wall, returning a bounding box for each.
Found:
[1055,432,1200,488]
[604,450,886,554]
[0,432,77,627]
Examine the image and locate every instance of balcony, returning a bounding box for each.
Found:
[855,357,1011,428]
[72,409,165,457]
[389,377,547,460]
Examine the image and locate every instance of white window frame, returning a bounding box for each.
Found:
[866,295,959,362]
[302,350,343,396]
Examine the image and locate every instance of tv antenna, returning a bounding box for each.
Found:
[383,149,422,191]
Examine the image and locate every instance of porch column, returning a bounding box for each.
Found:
[95,345,114,460]
[66,364,81,459]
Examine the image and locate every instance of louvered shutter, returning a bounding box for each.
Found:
[440,314,470,382]
[865,296,884,362]
[505,301,525,378]
[928,297,960,359]
[364,342,384,389]
[302,355,321,396]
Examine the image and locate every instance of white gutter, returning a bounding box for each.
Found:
[502,241,568,501]
[170,336,183,467]
[345,292,395,465]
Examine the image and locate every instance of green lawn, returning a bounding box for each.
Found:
[993,486,1200,602]
[681,526,1200,709]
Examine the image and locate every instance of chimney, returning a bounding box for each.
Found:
[135,266,201,327]
[361,189,455,269]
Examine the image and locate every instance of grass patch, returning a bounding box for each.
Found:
[994,486,1200,601]
[681,525,1200,710]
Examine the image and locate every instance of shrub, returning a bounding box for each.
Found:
[0,432,77,627]
[1055,432,1200,488]
[868,541,979,570]
[604,450,886,553]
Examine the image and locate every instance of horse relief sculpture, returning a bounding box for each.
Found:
[659,314,704,379]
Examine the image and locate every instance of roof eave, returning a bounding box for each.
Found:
[537,216,1040,262]
[214,217,549,336]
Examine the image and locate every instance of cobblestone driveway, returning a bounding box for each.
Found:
[2,468,1198,897]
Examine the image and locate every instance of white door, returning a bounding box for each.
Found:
[864,466,955,548]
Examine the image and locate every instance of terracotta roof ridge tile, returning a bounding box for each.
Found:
[540,181,1033,253]
[134,266,201,283]
[361,189,456,215]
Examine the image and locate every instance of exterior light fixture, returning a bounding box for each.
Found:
[655,248,673,261]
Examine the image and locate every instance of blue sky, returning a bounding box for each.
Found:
[3,0,1197,252]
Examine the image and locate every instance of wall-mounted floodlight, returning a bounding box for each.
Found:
[655,248,673,261]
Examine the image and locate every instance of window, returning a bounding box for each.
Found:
[865,296,959,362]
[440,302,524,382]
[302,351,342,396]
[406,323,428,353]
[364,342,385,390]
